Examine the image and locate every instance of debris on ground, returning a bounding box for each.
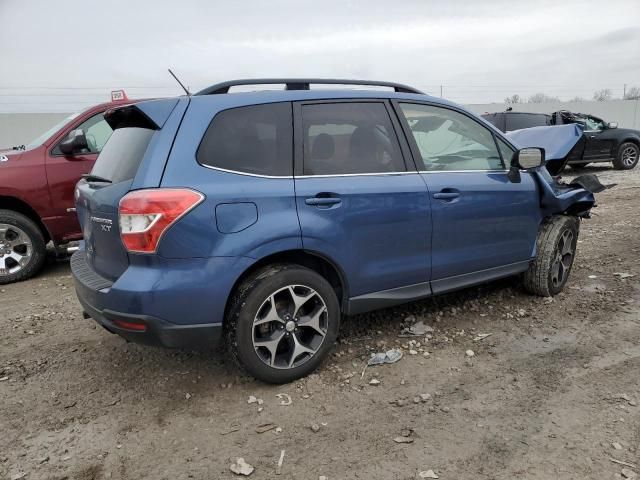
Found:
[369,378,381,386]
[368,349,403,366]
[621,468,637,479]
[276,449,285,475]
[394,436,414,444]
[394,428,414,443]
[614,272,635,279]
[276,393,292,406]
[419,470,439,479]
[612,442,623,450]
[310,423,320,432]
[255,423,277,434]
[465,350,475,357]
[230,458,254,476]
[473,333,493,341]
[399,320,434,337]
[609,457,638,469]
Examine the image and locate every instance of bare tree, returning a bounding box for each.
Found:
[593,89,612,101]
[624,86,640,100]
[504,94,521,104]
[528,93,560,103]
[567,96,585,102]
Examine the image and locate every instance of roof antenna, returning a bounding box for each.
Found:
[168,68,191,96]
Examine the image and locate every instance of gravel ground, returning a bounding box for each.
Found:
[1,164,639,480]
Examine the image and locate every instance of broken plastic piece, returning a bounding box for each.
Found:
[276,393,292,406]
[399,320,434,337]
[368,349,403,366]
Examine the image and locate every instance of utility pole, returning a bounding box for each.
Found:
[624,83,627,99]
[440,85,443,98]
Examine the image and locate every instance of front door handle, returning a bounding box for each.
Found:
[305,197,342,207]
[433,189,460,201]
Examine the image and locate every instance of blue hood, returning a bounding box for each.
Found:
[506,124,583,161]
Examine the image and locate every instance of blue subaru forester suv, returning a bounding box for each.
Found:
[71,79,597,383]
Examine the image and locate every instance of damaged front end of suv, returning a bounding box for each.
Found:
[507,123,612,218]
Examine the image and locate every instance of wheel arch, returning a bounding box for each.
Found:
[224,249,349,320]
[0,196,51,243]
[619,137,640,151]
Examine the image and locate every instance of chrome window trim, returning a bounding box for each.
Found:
[296,171,417,179]
[201,163,518,178]
[199,164,294,179]
[418,169,509,174]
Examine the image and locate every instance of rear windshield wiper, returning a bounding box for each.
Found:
[82,174,112,183]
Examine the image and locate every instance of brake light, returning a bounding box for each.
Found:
[118,188,204,253]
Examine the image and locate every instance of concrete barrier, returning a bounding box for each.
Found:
[1,99,639,149]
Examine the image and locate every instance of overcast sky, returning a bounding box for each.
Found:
[0,0,639,112]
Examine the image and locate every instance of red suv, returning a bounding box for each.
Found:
[0,91,134,284]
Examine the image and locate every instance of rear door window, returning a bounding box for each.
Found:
[301,102,405,175]
[197,102,293,176]
[90,127,154,183]
[506,114,550,131]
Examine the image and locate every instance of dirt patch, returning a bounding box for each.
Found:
[1,164,639,480]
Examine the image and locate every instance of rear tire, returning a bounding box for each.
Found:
[226,264,340,384]
[613,142,639,170]
[0,209,47,285]
[523,215,579,297]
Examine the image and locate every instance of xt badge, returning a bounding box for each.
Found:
[91,216,113,232]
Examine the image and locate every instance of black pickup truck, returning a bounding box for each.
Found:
[482,110,640,170]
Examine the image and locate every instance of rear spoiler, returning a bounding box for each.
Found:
[105,98,180,130]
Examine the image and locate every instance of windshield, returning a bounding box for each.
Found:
[25,112,81,149]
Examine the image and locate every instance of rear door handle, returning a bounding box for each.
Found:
[305,197,342,207]
[433,189,460,201]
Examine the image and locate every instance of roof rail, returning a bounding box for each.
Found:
[195,78,423,95]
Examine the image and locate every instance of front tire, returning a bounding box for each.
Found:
[524,216,579,297]
[0,209,46,285]
[613,142,639,170]
[226,264,340,384]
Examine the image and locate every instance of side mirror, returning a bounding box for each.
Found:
[59,129,89,155]
[508,147,545,183]
[607,122,618,129]
[514,147,545,169]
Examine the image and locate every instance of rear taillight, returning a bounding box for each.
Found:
[118,188,204,253]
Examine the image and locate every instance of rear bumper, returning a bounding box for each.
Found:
[76,292,223,348]
[71,249,252,349]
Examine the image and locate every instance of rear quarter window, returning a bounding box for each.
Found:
[197,102,293,176]
[90,127,154,183]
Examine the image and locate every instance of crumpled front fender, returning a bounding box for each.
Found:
[533,167,596,217]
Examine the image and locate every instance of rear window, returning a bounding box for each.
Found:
[506,114,550,131]
[90,127,154,183]
[197,102,292,176]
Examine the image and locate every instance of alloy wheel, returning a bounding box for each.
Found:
[0,224,33,276]
[252,284,328,369]
[550,229,574,288]
[622,146,638,167]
